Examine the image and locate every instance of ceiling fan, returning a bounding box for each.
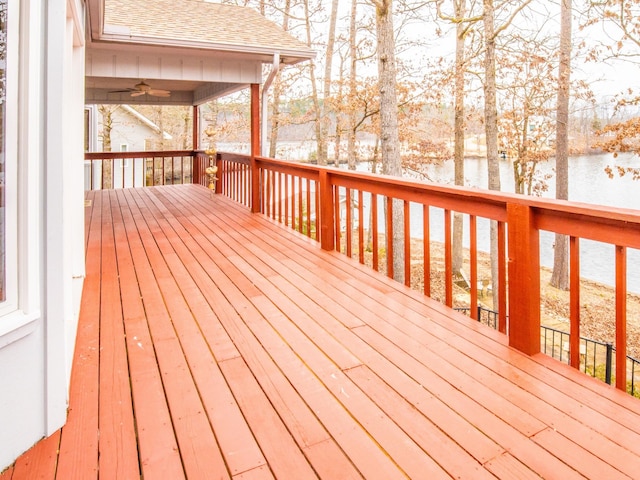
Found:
[109,80,171,98]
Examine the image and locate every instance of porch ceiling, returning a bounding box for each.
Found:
[84,0,315,106]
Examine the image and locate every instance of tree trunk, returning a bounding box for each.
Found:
[483,0,501,308]
[99,105,114,189]
[347,0,358,170]
[304,0,324,165]
[335,54,346,167]
[269,75,283,159]
[452,0,467,276]
[181,106,191,150]
[374,0,404,283]
[268,0,290,159]
[318,0,339,165]
[550,0,571,290]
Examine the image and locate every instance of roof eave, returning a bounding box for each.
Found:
[95,33,315,65]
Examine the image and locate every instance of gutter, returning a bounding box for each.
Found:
[261,53,280,157]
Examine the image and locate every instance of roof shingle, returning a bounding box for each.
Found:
[103,0,314,59]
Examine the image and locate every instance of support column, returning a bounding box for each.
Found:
[192,105,199,150]
[250,83,260,213]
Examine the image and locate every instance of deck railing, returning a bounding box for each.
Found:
[85,150,197,189]
[85,149,640,394]
[218,152,640,393]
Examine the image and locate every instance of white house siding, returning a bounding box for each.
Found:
[0,0,86,470]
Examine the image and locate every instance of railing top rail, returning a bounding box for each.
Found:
[255,155,640,248]
[218,152,252,165]
[85,150,195,160]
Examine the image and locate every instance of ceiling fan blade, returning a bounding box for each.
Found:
[130,91,146,97]
[108,89,135,94]
[149,89,171,97]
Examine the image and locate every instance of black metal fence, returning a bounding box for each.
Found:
[455,307,640,397]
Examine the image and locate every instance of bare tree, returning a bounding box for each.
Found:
[268,0,291,158]
[482,0,501,306]
[98,105,118,189]
[318,0,340,165]
[550,0,572,290]
[437,0,479,274]
[370,0,405,283]
[347,0,359,170]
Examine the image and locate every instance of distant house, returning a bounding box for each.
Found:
[85,104,175,188]
[0,0,313,470]
[89,104,174,153]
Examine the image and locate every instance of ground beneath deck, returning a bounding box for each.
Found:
[4,185,640,479]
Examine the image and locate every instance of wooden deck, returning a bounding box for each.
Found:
[4,184,640,479]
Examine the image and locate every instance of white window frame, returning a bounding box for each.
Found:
[0,0,39,344]
[0,0,18,317]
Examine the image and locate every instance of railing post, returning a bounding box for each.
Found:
[319,169,335,251]
[507,203,541,355]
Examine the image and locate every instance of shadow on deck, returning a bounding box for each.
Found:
[3,184,640,479]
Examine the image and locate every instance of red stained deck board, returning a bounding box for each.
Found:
[218,357,319,480]
[118,191,231,480]
[532,427,633,479]
[54,192,102,480]
[483,452,544,480]
[120,188,267,477]
[10,430,61,480]
[142,190,410,478]
[97,190,139,479]
[132,189,374,478]
[10,185,640,479]
[111,191,186,479]
[346,365,496,480]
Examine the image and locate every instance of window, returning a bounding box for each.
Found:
[0,0,7,303]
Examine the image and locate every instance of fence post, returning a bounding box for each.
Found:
[318,169,335,251]
[506,203,541,355]
[605,342,613,385]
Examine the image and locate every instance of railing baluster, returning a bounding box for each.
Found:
[404,200,411,287]
[423,204,430,296]
[346,188,352,258]
[372,193,378,272]
[470,215,478,320]
[358,190,364,265]
[306,179,311,237]
[570,236,581,368]
[444,209,452,307]
[284,173,290,227]
[386,197,394,279]
[298,176,303,234]
[334,186,341,252]
[315,182,320,242]
[497,221,507,334]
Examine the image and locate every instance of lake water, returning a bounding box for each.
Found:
[356,153,640,293]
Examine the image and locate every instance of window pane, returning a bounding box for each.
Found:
[0,0,7,302]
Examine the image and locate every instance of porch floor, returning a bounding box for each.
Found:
[4,184,640,479]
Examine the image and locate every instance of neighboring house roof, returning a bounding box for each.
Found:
[99,0,315,64]
[120,105,173,140]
